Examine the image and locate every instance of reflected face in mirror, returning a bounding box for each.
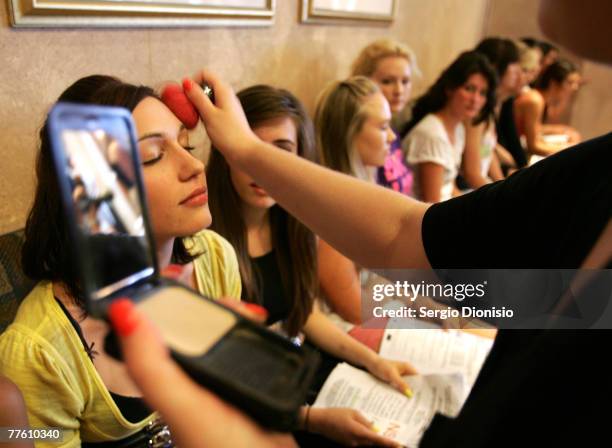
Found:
[62,125,153,294]
[132,97,210,243]
[63,128,141,237]
[230,116,298,211]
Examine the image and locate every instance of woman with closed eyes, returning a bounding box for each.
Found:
[0,75,241,446]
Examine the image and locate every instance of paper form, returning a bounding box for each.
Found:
[312,363,465,447]
[379,327,494,396]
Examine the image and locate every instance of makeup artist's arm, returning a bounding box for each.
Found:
[303,304,416,395]
[184,73,431,270]
[109,299,295,448]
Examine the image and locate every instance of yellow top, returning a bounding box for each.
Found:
[185,229,242,300]
[0,230,240,447]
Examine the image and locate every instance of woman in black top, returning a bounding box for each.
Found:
[207,84,415,447]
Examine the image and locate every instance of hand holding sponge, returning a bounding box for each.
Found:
[161,82,214,129]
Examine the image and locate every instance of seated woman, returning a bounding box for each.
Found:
[207,84,414,447]
[0,75,241,446]
[351,38,420,195]
[312,76,394,324]
[461,38,519,189]
[313,77,470,330]
[401,51,496,202]
[514,58,582,161]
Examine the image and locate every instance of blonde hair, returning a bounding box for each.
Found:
[351,38,421,78]
[516,40,541,71]
[314,76,380,181]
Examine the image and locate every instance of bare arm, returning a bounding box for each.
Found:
[520,94,566,157]
[185,72,431,270]
[488,151,504,182]
[462,121,490,189]
[318,240,362,324]
[494,144,516,170]
[418,162,445,203]
[0,377,33,448]
[303,305,416,394]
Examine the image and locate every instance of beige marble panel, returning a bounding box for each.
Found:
[148,0,490,112]
[572,62,612,140]
[0,3,151,234]
[0,0,488,234]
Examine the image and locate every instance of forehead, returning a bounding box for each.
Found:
[362,92,391,118]
[131,97,182,136]
[374,56,411,76]
[252,116,297,142]
[465,72,489,87]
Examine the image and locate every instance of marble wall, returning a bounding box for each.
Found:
[0,0,489,234]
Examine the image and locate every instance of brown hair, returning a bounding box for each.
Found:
[207,85,318,337]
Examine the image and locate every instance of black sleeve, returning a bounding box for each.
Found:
[496,97,528,168]
[422,133,612,269]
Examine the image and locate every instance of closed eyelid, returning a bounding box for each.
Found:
[138,133,163,142]
[138,124,186,142]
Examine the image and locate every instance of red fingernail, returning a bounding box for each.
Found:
[243,303,269,319]
[109,298,139,337]
[163,264,184,278]
[182,78,193,92]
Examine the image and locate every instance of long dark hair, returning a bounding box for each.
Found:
[207,85,318,337]
[22,75,195,308]
[475,37,520,81]
[535,58,578,90]
[401,51,497,138]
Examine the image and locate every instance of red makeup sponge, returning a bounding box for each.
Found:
[161,83,199,129]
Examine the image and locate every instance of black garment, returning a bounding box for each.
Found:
[245,252,345,447]
[293,342,345,448]
[245,250,293,326]
[54,298,152,424]
[419,134,612,447]
[497,97,528,169]
[246,250,342,398]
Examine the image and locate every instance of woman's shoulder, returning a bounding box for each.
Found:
[405,114,448,143]
[2,282,56,335]
[516,89,544,107]
[0,282,85,393]
[0,281,84,359]
[404,114,453,161]
[410,113,442,133]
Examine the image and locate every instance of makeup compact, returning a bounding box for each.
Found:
[46,102,319,431]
